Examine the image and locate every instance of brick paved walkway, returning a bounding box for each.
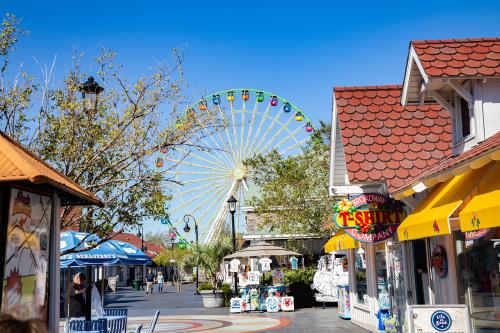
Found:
[99,283,368,332]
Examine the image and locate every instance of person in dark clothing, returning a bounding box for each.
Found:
[145,269,155,294]
[69,272,87,317]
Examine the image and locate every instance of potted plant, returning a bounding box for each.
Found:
[181,238,232,308]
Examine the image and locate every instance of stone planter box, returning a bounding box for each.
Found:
[200,290,225,308]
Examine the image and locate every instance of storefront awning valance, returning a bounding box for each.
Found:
[397,165,486,241]
[459,162,500,232]
[324,228,360,253]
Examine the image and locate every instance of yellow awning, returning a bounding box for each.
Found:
[397,165,486,241]
[324,228,360,253]
[459,162,500,232]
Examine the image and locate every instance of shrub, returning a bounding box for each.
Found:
[284,268,316,308]
[260,272,273,285]
[197,282,213,292]
[220,283,232,307]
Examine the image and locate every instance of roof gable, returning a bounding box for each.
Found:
[0,131,103,206]
[412,38,500,78]
[334,85,452,192]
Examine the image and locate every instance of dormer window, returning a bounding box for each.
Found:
[459,97,471,139]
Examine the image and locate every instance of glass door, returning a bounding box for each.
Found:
[388,242,407,332]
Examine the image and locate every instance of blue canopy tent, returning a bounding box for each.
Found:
[60,231,151,319]
[60,231,151,267]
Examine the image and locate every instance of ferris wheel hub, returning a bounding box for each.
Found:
[233,164,248,180]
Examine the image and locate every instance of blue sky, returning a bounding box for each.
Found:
[2,1,500,237]
[4,1,500,124]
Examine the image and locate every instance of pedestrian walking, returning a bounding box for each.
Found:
[69,272,86,317]
[157,271,164,293]
[145,268,155,294]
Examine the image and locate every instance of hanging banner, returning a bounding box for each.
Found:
[333,194,406,243]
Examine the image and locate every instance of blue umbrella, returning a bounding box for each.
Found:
[60,230,151,267]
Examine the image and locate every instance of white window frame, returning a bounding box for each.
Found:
[453,90,475,146]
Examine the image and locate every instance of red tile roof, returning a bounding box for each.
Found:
[393,131,500,194]
[335,85,452,192]
[111,233,165,259]
[412,38,500,77]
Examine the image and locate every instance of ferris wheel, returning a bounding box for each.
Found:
[157,89,315,243]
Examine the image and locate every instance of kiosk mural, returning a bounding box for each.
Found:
[2,189,52,320]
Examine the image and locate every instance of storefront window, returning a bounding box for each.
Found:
[354,246,368,304]
[456,228,500,333]
[375,243,389,297]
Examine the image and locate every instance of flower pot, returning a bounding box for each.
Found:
[199,290,225,308]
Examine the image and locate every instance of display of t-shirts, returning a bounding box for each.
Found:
[289,256,299,269]
[229,259,241,273]
[272,269,285,285]
[259,257,272,271]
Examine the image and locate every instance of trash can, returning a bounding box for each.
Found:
[132,280,141,291]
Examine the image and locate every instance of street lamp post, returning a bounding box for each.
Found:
[79,76,103,321]
[183,214,199,295]
[227,195,238,296]
[137,224,145,252]
[136,224,145,290]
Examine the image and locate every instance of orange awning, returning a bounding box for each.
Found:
[0,131,103,206]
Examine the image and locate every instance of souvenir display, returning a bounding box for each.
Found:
[247,271,261,285]
[229,258,241,273]
[250,289,259,310]
[430,245,448,278]
[313,254,348,303]
[259,257,272,272]
[337,284,351,319]
[272,269,284,285]
[281,296,295,311]
[265,293,280,312]
[229,298,242,313]
[289,256,299,270]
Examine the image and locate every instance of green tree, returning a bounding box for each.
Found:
[245,122,336,237]
[181,238,232,290]
[0,14,213,253]
[153,247,192,266]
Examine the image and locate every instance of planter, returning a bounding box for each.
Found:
[199,290,225,308]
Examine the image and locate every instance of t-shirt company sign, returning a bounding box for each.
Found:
[409,305,470,333]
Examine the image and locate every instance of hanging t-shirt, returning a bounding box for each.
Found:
[229,259,241,273]
[259,257,272,272]
[289,256,299,270]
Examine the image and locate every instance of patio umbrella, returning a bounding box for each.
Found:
[224,241,302,259]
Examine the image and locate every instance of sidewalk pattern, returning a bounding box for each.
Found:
[127,315,289,332]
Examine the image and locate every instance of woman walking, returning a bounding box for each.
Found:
[157,271,164,293]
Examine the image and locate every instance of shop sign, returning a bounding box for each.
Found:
[464,228,490,240]
[333,194,406,243]
[409,305,470,333]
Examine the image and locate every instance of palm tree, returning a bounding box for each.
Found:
[181,238,232,290]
